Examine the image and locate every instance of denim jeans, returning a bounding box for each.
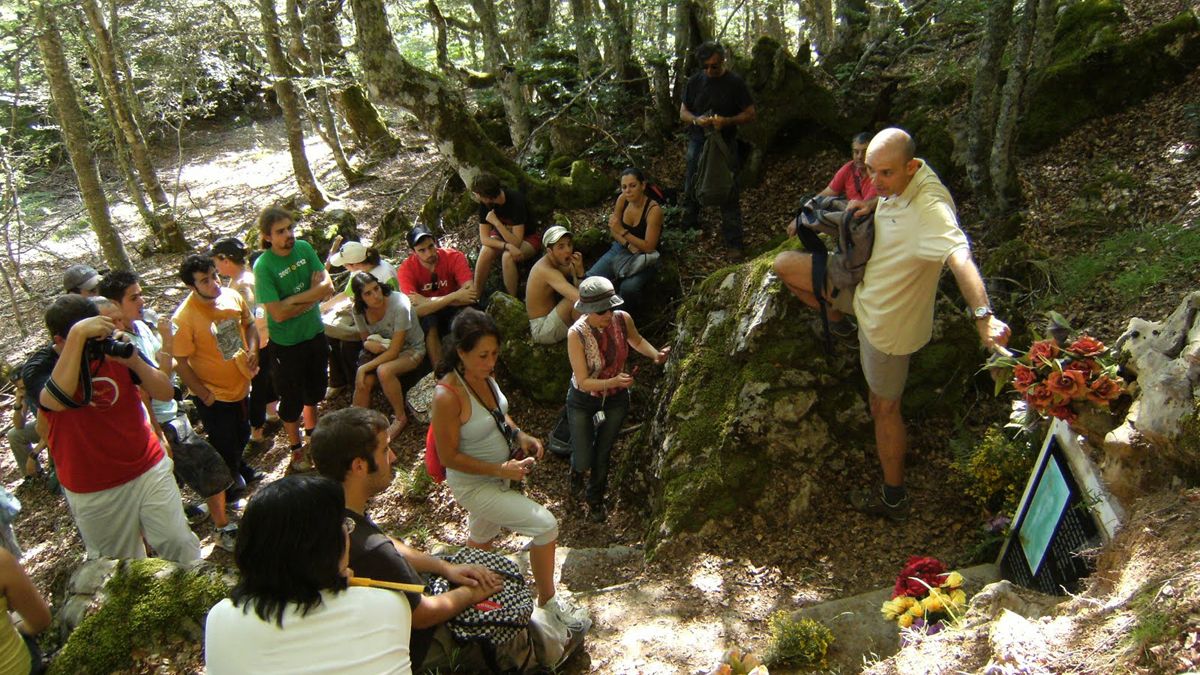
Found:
[566,385,630,506]
[586,242,656,316]
[683,134,744,248]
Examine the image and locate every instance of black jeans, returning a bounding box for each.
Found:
[271,332,329,422]
[248,342,278,429]
[566,386,630,506]
[193,398,251,489]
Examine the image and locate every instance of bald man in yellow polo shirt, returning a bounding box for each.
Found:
[847,128,1010,521]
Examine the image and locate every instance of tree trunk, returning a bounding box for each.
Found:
[673,0,714,104]
[827,0,869,67]
[467,0,532,147]
[81,0,190,252]
[601,0,634,80]
[988,0,1053,215]
[427,0,453,74]
[800,0,835,61]
[81,39,157,236]
[291,0,364,185]
[257,0,328,209]
[345,0,608,209]
[764,0,787,46]
[569,0,602,73]
[966,0,1012,200]
[312,0,401,158]
[34,3,132,272]
[513,0,552,59]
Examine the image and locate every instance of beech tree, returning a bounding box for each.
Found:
[257,0,329,209]
[34,1,132,272]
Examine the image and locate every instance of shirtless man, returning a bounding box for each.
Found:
[525,226,585,345]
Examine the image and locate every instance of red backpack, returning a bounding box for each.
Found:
[424,423,446,483]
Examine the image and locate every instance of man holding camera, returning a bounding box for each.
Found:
[22,294,200,562]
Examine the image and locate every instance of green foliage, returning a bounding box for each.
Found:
[396,458,434,502]
[952,427,1038,514]
[50,559,231,675]
[1049,221,1200,306]
[764,611,834,668]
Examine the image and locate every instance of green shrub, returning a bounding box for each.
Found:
[953,427,1039,515]
[396,459,434,502]
[50,559,231,674]
[764,611,834,668]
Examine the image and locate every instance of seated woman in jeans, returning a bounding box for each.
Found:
[565,277,669,522]
[349,272,426,440]
[205,475,413,674]
[585,168,663,316]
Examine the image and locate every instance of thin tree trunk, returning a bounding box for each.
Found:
[467,0,531,147]
[34,3,132,271]
[291,0,363,185]
[966,0,1012,201]
[673,0,714,104]
[427,0,453,74]
[513,0,552,59]
[257,0,329,209]
[79,32,158,235]
[82,0,190,251]
[569,0,601,73]
[988,0,1042,215]
[0,142,35,304]
[601,0,633,79]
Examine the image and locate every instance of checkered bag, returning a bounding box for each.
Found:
[427,547,534,649]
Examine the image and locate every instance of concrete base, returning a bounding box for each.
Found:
[793,563,999,672]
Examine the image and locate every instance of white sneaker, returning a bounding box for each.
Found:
[542,593,592,634]
[216,524,238,552]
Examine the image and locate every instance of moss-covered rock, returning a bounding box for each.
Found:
[302,207,360,260]
[1023,11,1200,151]
[51,558,233,675]
[486,292,573,403]
[639,243,989,548]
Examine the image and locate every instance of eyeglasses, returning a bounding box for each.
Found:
[343,516,356,535]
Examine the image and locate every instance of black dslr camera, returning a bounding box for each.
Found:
[87,336,136,360]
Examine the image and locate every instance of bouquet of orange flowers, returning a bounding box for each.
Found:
[880,556,967,631]
[987,315,1125,427]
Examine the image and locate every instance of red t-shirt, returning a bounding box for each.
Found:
[43,358,164,493]
[397,248,473,298]
[828,161,877,202]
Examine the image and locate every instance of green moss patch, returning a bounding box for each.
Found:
[50,559,231,675]
[1048,220,1200,307]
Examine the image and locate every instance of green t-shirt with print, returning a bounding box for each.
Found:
[253,239,325,346]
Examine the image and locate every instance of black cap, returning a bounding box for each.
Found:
[407,226,435,249]
[209,237,247,259]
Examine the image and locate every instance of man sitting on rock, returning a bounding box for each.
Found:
[397,225,478,366]
[819,132,877,205]
[310,406,520,671]
[24,294,200,562]
[471,172,540,297]
[526,225,584,345]
[831,128,1010,521]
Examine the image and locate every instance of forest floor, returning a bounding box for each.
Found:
[1,56,1198,673]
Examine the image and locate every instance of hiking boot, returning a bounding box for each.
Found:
[216,524,238,552]
[588,502,607,523]
[288,452,315,474]
[240,465,266,485]
[542,593,592,634]
[849,486,911,522]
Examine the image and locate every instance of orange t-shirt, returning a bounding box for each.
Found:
[171,289,253,402]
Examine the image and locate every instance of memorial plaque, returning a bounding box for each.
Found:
[997,426,1105,595]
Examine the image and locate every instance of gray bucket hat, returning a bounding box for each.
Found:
[574,276,624,314]
[63,264,101,293]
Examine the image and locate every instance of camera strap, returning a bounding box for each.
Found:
[458,370,514,443]
[44,363,91,409]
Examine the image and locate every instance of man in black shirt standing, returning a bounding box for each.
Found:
[680,41,757,256]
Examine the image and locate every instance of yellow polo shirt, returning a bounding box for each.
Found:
[852,160,968,355]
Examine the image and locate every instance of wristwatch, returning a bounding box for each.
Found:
[972,306,993,321]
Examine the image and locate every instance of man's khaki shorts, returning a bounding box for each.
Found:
[859,328,911,401]
[529,310,568,345]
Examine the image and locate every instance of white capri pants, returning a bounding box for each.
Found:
[448,479,558,546]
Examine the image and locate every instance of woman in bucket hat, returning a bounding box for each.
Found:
[565,277,669,522]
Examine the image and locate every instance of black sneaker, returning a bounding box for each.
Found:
[184,502,209,526]
[849,486,910,522]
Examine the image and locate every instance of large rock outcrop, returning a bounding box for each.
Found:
[637,246,981,545]
[486,291,573,403]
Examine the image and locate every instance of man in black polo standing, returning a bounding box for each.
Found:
[679,41,757,257]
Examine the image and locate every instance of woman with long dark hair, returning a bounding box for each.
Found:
[204,475,412,674]
[431,309,590,634]
[349,272,425,440]
[585,167,663,314]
